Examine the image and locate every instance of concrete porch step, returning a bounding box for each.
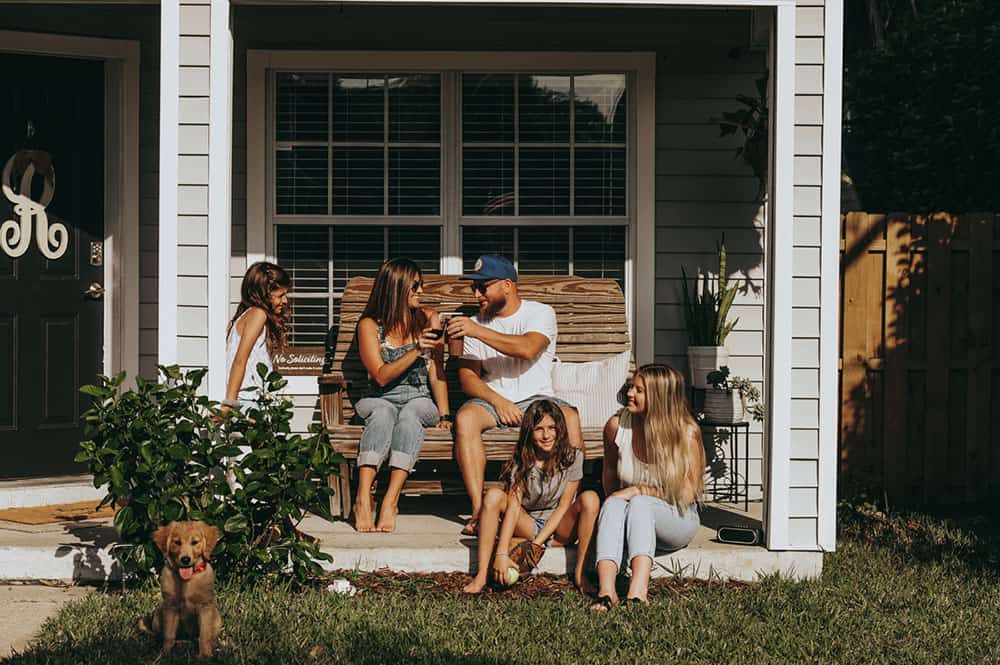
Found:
[0,500,821,583]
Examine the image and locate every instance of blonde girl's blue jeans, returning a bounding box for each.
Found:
[595,495,701,567]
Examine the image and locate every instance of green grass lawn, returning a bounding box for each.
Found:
[6,504,1000,664]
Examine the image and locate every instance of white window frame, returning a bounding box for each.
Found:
[247,50,657,368]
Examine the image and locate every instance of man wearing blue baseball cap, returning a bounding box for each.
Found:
[446,255,583,536]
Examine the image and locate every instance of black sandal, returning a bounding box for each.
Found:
[622,597,649,607]
[590,595,615,612]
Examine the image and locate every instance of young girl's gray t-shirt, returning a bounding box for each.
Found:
[512,449,584,518]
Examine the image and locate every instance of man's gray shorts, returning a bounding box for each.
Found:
[458,394,576,428]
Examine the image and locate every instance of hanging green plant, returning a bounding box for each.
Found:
[718,73,769,201]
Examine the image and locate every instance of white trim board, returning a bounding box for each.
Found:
[246,50,657,365]
[232,0,796,7]
[0,30,141,386]
[818,0,844,553]
[208,0,235,400]
[158,0,180,365]
[764,3,795,550]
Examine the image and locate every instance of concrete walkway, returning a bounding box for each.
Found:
[0,584,93,659]
[0,499,820,584]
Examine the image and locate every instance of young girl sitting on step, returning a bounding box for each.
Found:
[462,400,600,594]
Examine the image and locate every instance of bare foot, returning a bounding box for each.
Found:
[589,592,619,612]
[376,504,398,533]
[353,496,375,532]
[462,577,487,594]
[460,517,479,537]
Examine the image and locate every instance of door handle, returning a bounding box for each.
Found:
[83,282,105,300]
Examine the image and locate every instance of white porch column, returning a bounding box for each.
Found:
[159,0,233,398]
[764,2,796,550]
[818,0,844,552]
[158,1,180,365]
[208,0,234,400]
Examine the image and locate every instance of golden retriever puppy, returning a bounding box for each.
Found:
[149,520,222,657]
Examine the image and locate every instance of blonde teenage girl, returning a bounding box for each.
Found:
[590,364,705,611]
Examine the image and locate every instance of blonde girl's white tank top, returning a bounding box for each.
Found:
[225,309,274,401]
[614,409,657,487]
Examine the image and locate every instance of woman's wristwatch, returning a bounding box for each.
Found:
[439,414,452,423]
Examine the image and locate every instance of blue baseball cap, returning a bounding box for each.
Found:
[460,255,518,282]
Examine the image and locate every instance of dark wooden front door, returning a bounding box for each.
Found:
[0,54,104,479]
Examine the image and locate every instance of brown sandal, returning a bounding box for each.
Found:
[508,541,546,573]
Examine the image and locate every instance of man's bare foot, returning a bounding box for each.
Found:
[462,577,487,594]
[376,504,398,533]
[353,496,375,532]
[589,592,619,612]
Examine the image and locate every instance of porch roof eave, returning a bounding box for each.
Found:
[229,0,796,7]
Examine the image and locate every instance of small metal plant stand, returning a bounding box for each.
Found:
[700,419,751,512]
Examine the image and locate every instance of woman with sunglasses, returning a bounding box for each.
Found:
[354,258,451,533]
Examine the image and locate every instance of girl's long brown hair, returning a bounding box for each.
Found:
[634,364,704,512]
[504,400,577,493]
[227,261,291,356]
[360,258,427,343]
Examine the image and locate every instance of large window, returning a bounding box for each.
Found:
[461,73,627,217]
[276,225,441,346]
[272,68,630,347]
[276,73,442,216]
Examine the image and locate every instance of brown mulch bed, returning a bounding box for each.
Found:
[324,569,754,601]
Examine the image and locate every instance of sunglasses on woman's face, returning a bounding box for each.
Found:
[469,279,499,295]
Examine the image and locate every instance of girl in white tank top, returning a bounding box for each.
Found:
[224,262,291,409]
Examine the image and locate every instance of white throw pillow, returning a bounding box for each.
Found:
[551,350,631,429]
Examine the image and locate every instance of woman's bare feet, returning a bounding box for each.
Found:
[353,496,376,532]
[462,576,487,594]
[375,503,399,533]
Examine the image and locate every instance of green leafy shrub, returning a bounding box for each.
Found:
[76,365,345,584]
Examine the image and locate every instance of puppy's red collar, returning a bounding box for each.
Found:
[192,561,207,574]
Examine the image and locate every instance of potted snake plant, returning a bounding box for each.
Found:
[680,238,739,389]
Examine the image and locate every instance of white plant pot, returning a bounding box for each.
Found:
[687,346,729,389]
[703,388,745,423]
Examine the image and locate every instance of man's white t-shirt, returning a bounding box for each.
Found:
[461,299,558,403]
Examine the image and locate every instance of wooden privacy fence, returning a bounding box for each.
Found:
[840,213,1000,504]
